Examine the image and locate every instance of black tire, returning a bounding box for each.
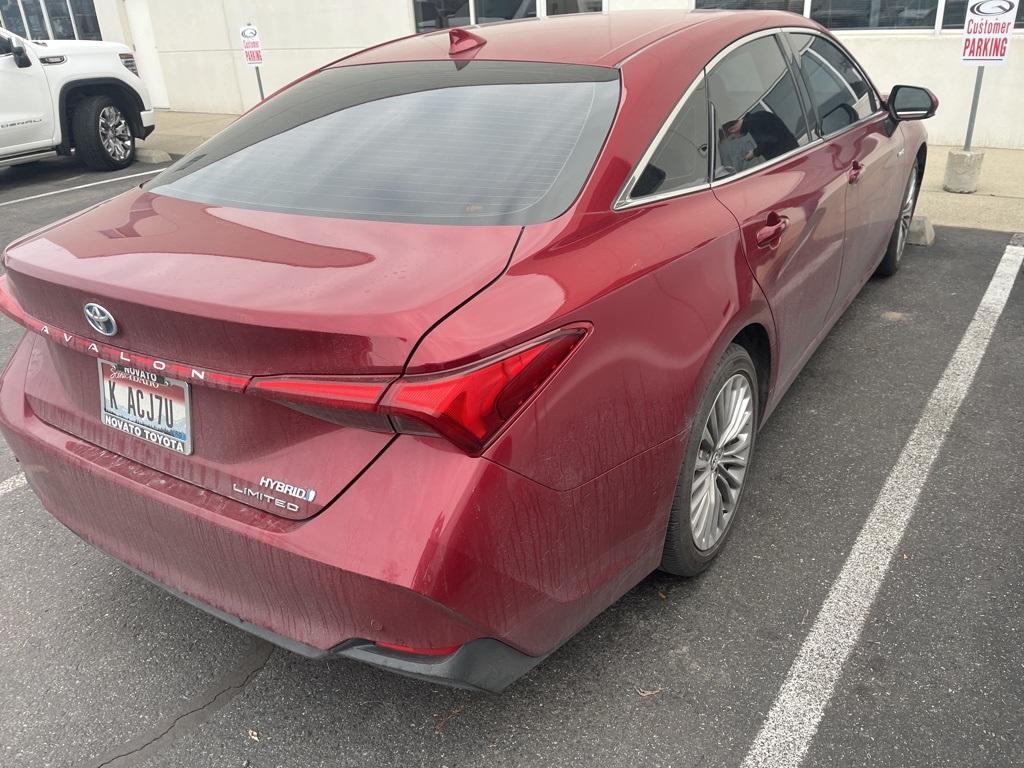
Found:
[72,95,136,171]
[660,344,759,577]
[875,163,919,277]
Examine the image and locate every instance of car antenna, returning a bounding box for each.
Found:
[448,28,486,55]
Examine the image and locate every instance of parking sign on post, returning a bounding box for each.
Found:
[239,23,266,101]
[961,0,1018,65]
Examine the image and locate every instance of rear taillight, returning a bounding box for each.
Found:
[246,376,395,432]
[247,327,587,455]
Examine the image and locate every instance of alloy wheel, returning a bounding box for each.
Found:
[690,373,754,551]
[895,166,918,262]
[98,106,132,162]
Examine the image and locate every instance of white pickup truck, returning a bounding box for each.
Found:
[0,28,154,171]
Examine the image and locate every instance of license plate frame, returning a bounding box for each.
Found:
[97,359,193,455]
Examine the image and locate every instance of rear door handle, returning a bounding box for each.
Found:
[755,213,789,248]
[849,160,864,184]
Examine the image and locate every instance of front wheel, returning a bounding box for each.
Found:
[73,95,136,171]
[875,164,919,277]
[660,344,759,576]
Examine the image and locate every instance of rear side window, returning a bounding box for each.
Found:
[630,78,709,199]
[147,61,619,226]
[707,35,813,180]
[789,33,878,136]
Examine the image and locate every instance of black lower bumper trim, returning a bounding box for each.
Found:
[336,639,547,693]
[128,565,545,692]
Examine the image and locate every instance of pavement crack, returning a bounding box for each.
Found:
[88,639,274,768]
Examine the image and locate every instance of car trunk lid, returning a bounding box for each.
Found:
[4,189,521,519]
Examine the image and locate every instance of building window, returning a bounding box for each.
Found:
[0,0,28,37]
[414,0,470,31]
[43,0,74,39]
[697,0,1024,30]
[942,0,1024,28]
[810,0,936,29]
[413,0,602,30]
[0,0,100,40]
[546,0,601,12]
[70,0,100,39]
[478,0,536,21]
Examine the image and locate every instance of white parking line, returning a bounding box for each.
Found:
[0,169,162,209]
[0,472,26,496]
[742,240,1024,768]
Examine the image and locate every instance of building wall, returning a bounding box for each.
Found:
[841,34,1023,150]
[93,0,1024,148]
[96,0,414,113]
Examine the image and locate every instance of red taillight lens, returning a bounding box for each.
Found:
[381,330,585,453]
[0,275,28,326]
[246,327,587,454]
[247,376,395,431]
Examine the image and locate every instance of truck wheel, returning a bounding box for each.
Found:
[73,95,136,171]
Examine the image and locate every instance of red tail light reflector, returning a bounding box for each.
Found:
[247,327,587,454]
[381,329,585,453]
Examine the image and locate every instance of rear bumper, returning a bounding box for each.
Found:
[0,335,675,690]
[130,564,546,692]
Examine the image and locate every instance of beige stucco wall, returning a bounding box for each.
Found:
[840,33,1024,149]
[96,0,414,113]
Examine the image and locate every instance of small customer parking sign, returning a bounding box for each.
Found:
[240,23,263,67]
[961,0,1019,65]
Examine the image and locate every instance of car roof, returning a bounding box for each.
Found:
[334,10,811,69]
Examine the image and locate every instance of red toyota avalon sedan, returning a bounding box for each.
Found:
[0,11,935,691]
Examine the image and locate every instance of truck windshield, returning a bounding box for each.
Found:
[147,61,620,226]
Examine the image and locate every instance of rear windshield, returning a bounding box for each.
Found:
[146,61,620,226]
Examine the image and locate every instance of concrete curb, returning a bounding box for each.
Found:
[136,148,173,165]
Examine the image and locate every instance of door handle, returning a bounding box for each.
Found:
[849,160,864,184]
[755,213,789,248]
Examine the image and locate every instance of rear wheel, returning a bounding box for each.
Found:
[661,344,758,576]
[876,164,919,277]
[73,95,136,171]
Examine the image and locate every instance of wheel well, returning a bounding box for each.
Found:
[916,143,927,181]
[59,80,145,153]
[732,324,771,420]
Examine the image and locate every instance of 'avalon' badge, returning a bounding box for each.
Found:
[84,303,118,337]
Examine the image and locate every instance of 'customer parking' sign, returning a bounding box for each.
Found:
[961,0,1019,65]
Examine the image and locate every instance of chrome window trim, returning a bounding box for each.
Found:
[613,73,710,211]
[614,27,888,212]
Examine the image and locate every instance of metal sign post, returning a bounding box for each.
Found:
[944,0,1018,192]
[963,66,984,152]
[240,22,265,101]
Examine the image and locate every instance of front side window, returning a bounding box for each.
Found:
[148,61,619,226]
[790,33,877,136]
[630,78,709,199]
[708,35,812,180]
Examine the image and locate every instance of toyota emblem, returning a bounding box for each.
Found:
[84,303,118,337]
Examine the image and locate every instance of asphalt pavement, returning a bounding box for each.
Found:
[0,158,1020,768]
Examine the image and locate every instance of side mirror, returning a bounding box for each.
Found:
[0,36,13,56]
[12,44,32,68]
[887,85,938,121]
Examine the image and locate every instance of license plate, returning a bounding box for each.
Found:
[98,360,193,455]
